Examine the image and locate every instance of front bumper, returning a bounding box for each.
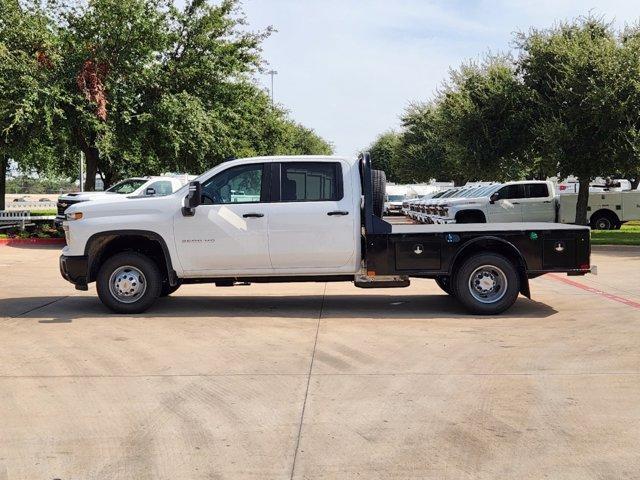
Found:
[59,254,89,290]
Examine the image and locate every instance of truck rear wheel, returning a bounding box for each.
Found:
[453,253,520,315]
[97,252,162,314]
[371,169,386,218]
[590,211,618,230]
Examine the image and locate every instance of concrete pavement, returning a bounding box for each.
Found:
[0,245,639,479]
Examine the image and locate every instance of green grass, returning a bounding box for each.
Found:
[591,221,640,246]
[30,209,57,216]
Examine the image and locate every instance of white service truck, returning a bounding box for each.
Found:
[60,155,593,316]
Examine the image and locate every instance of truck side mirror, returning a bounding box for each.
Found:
[489,192,500,204]
[182,181,202,217]
[145,187,156,196]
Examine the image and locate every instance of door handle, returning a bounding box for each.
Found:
[243,213,264,218]
[327,211,349,216]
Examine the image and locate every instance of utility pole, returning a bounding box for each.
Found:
[267,69,278,105]
[79,151,85,192]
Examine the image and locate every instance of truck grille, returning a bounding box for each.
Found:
[57,199,83,216]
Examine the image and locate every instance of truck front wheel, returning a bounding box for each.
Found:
[96,252,162,314]
[453,253,520,315]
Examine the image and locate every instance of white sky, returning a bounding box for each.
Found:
[242,0,640,155]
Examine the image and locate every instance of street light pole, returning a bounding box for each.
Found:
[80,151,85,192]
[267,69,278,105]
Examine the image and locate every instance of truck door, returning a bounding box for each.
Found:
[267,160,356,271]
[520,183,556,222]
[173,162,273,274]
[622,191,640,222]
[487,184,525,222]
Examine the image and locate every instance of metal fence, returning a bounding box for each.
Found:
[5,201,57,211]
[0,210,34,230]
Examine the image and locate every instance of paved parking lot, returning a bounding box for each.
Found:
[1,244,639,479]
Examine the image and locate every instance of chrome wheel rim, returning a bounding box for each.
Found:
[468,265,507,304]
[109,266,147,303]
[596,218,610,230]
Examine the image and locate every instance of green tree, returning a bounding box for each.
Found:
[613,27,640,190]
[395,105,450,183]
[0,0,70,209]
[0,0,332,198]
[517,17,626,224]
[436,56,534,184]
[388,57,534,186]
[367,131,400,182]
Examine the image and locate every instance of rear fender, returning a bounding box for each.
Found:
[449,236,530,299]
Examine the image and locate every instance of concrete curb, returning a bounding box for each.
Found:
[0,237,65,246]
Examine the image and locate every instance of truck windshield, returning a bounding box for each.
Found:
[388,195,405,201]
[107,179,147,194]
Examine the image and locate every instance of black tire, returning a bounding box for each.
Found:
[371,169,386,218]
[160,280,182,297]
[435,276,454,296]
[453,253,520,315]
[590,212,618,230]
[96,252,162,314]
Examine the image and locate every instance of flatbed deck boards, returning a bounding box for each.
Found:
[391,222,590,234]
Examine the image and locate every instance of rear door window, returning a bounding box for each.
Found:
[280,162,342,202]
[526,183,549,198]
[146,181,173,196]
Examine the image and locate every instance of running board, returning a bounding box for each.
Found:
[354,275,410,289]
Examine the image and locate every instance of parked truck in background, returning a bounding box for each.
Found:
[56,175,191,224]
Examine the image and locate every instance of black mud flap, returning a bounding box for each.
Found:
[519,269,531,298]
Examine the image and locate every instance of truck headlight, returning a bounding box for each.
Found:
[66,211,83,221]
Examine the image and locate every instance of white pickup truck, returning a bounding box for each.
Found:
[60,155,593,315]
[422,180,640,229]
[55,176,191,224]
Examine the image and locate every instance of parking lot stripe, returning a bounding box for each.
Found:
[547,274,640,310]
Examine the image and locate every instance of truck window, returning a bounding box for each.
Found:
[107,179,147,194]
[146,180,173,196]
[497,184,526,200]
[201,163,264,204]
[526,184,549,198]
[280,162,342,201]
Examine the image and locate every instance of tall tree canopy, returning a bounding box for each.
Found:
[367,131,401,182]
[517,17,628,224]
[0,0,331,208]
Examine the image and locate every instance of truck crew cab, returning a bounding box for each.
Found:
[60,154,593,315]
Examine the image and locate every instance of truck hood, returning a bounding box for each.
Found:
[440,196,488,206]
[65,194,179,218]
[59,191,122,202]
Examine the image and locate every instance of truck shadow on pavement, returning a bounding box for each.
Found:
[2,294,558,322]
